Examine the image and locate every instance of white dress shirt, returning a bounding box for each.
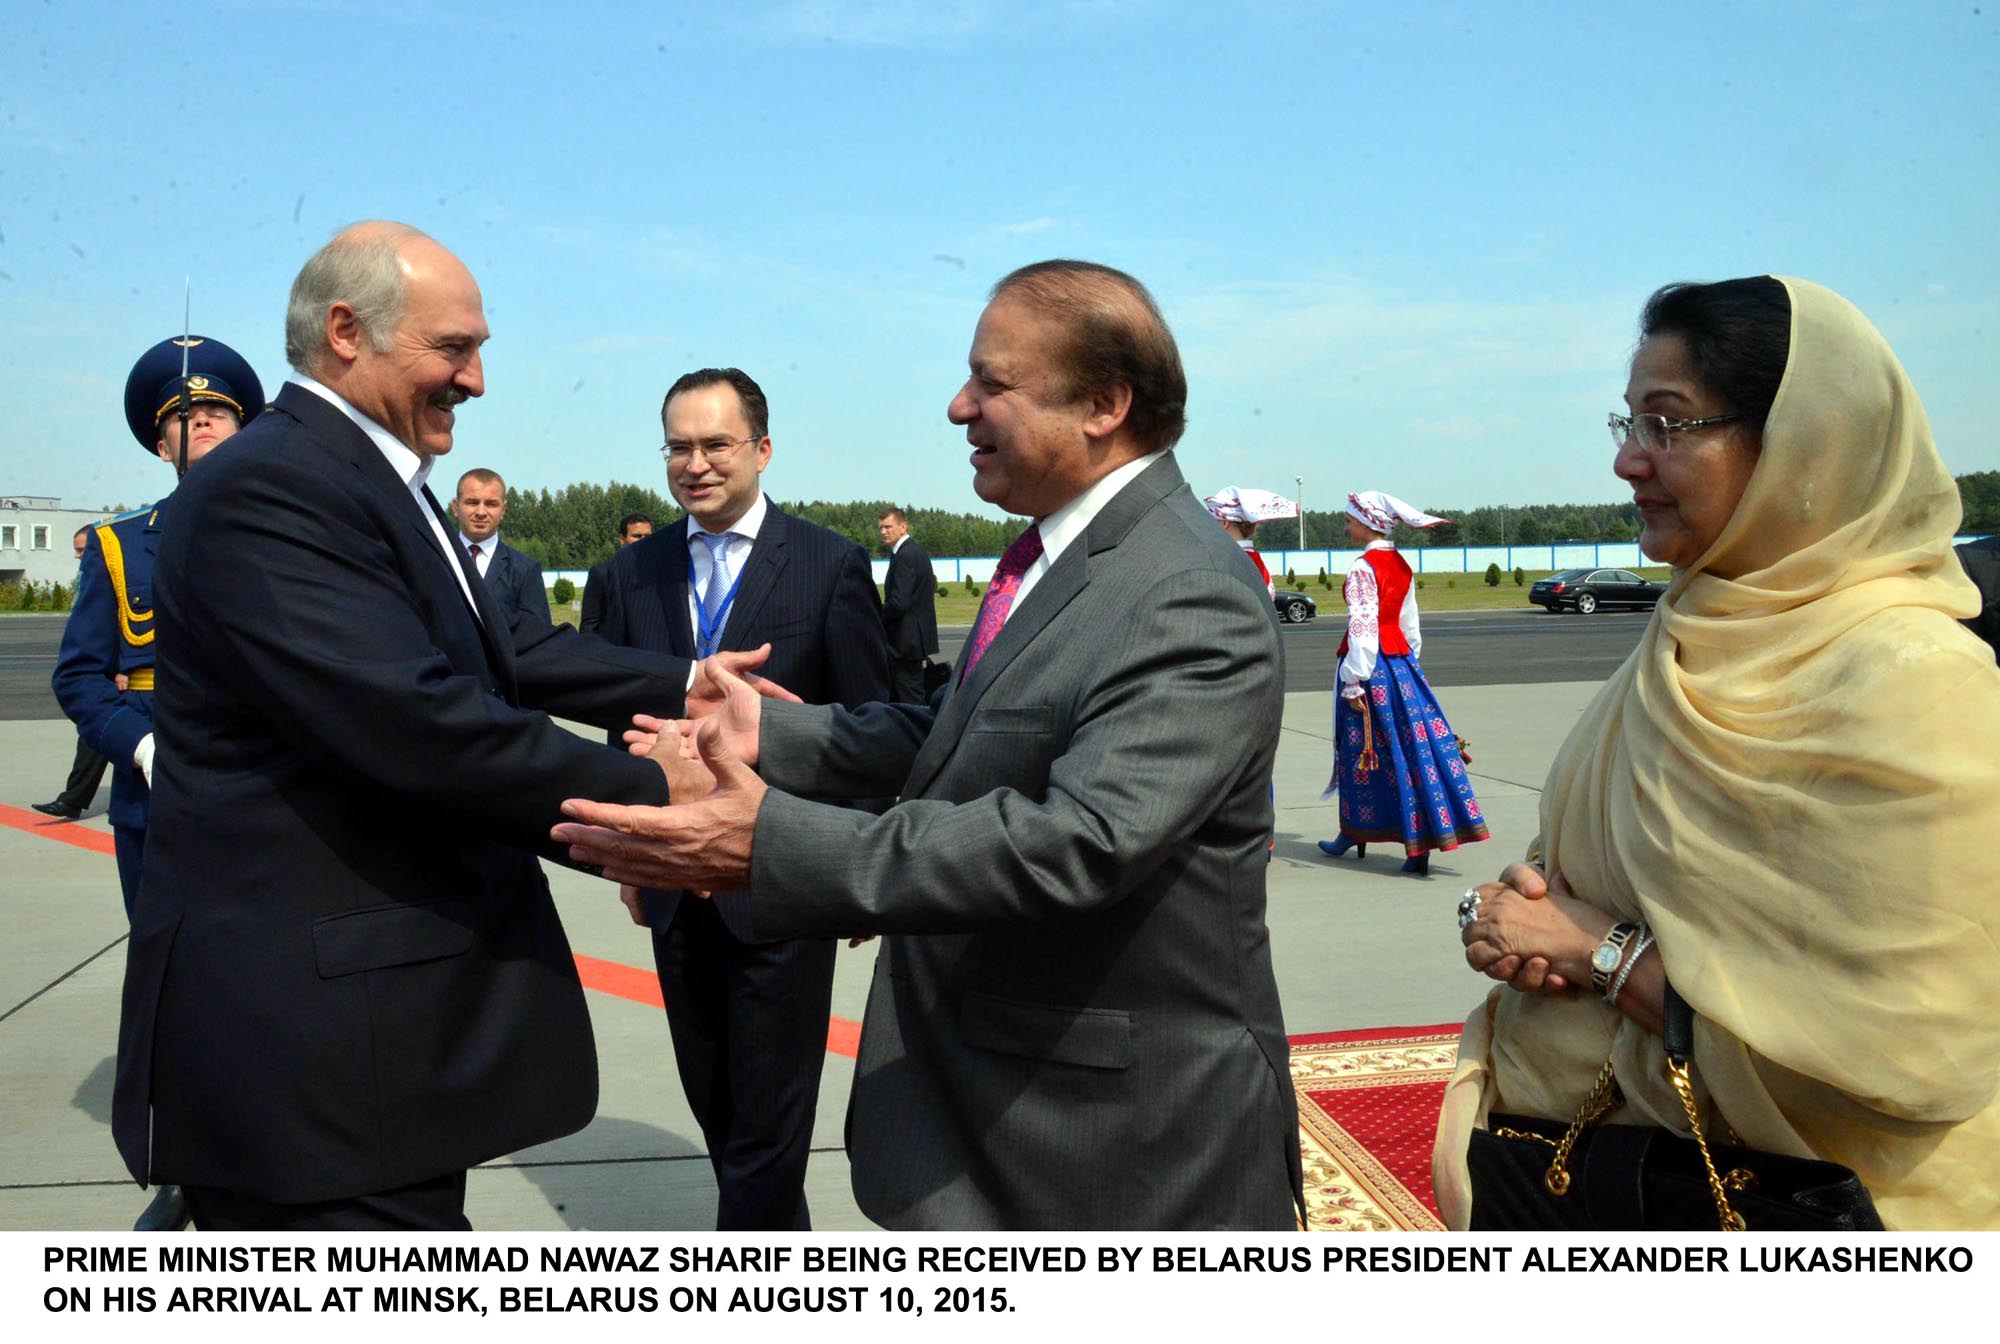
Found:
[288,374,483,624]
[461,532,501,578]
[1010,449,1168,618]
[685,492,768,645]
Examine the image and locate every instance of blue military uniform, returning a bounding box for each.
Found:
[50,335,263,917]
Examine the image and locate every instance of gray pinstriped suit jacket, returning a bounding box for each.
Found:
[746,454,1301,1229]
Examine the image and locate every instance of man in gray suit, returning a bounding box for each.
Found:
[556,260,1300,1230]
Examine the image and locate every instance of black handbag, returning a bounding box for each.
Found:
[1466,985,1884,1230]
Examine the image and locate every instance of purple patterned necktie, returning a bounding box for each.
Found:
[959,525,1044,682]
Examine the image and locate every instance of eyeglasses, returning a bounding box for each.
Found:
[661,435,761,462]
[1608,411,1741,454]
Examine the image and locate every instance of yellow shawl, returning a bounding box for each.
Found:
[1434,277,2000,1230]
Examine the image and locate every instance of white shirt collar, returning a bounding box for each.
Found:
[460,531,500,552]
[891,533,908,554]
[288,373,433,492]
[1035,450,1169,567]
[688,491,767,545]
[1364,539,1396,552]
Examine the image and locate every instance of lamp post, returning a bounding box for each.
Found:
[1295,475,1306,551]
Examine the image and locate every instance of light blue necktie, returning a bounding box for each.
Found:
[697,531,734,654]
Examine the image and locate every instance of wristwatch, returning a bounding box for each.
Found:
[1589,921,1643,998]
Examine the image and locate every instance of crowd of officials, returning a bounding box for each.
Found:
[38,221,2000,1232]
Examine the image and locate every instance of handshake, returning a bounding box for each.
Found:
[550,646,790,904]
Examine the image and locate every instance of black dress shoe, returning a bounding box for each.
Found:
[134,1184,190,1231]
[32,800,83,820]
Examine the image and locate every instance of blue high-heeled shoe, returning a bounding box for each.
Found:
[1317,835,1365,859]
[1401,853,1431,876]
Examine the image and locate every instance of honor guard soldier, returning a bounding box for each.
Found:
[51,333,262,1233]
[53,336,264,917]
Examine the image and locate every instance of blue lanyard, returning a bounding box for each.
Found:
[690,546,749,657]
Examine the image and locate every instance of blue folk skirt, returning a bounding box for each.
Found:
[1322,654,1489,857]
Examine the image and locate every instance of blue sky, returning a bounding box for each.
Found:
[3,0,1995,519]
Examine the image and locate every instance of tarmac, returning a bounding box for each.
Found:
[0,636,1602,1231]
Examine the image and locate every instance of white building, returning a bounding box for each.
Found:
[0,497,116,588]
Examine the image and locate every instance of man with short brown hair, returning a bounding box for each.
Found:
[876,507,937,702]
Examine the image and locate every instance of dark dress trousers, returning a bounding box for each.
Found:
[113,384,695,1219]
[579,558,611,633]
[881,536,939,703]
[747,455,1301,1229]
[596,506,889,1229]
[477,537,553,629]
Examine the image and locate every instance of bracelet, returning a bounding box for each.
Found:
[1604,927,1655,1006]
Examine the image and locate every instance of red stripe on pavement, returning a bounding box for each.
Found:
[572,952,665,1009]
[573,951,861,1059]
[0,803,118,856]
[3,807,862,1059]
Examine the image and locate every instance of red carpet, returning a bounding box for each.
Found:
[1290,1023,1462,1231]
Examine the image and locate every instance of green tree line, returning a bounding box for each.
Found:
[499,472,2000,569]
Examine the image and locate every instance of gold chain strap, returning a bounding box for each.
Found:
[1542,1060,1620,1197]
[1666,1058,1747,1231]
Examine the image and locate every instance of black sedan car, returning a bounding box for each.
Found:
[1529,568,1666,614]
[1274,589,1318,623]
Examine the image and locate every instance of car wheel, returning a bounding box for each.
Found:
[1541,602,1558,613]
[1284,599,1309,623]
[1576,592,1599,615]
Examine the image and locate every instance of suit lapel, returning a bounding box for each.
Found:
[647,521,697,657]
[720,505,788,651]
[903,455,1186,799]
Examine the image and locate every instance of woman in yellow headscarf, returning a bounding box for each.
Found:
[1435,276,2000,1230]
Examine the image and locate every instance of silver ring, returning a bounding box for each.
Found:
[1457,888,1482,930]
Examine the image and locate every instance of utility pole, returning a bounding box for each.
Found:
[1295,475,1306,550]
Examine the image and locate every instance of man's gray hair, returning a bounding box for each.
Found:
[283,221,431,374]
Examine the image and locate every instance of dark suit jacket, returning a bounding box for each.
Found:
[478,537,553,629]
[597,505,891,937]
[114,383,695,1203]
[881,536,938,661]
[747,455,1300,1229]
[579,558,611,634]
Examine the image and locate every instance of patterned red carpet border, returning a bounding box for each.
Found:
[1290,1023,1462,1231]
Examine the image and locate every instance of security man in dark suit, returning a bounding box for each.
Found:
[52,331,265,1234]
[877,506,938,702]
[53,334,265,918]
[596,367,889,1230]
[579,512,654,633]
[452,466,552,627]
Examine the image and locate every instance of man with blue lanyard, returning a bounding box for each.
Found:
[593,367,888,1229]
[51,331,264,1230]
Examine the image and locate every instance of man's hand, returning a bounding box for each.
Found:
[556,719,768,891]
[647,718,716,801]
[665,656,770,768]
[687,644,801,722]
[618,884,648,927]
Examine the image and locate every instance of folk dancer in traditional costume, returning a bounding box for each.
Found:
[1202,485,1293,596]
[50,332,264,1230]
[1317,491,1487,876]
